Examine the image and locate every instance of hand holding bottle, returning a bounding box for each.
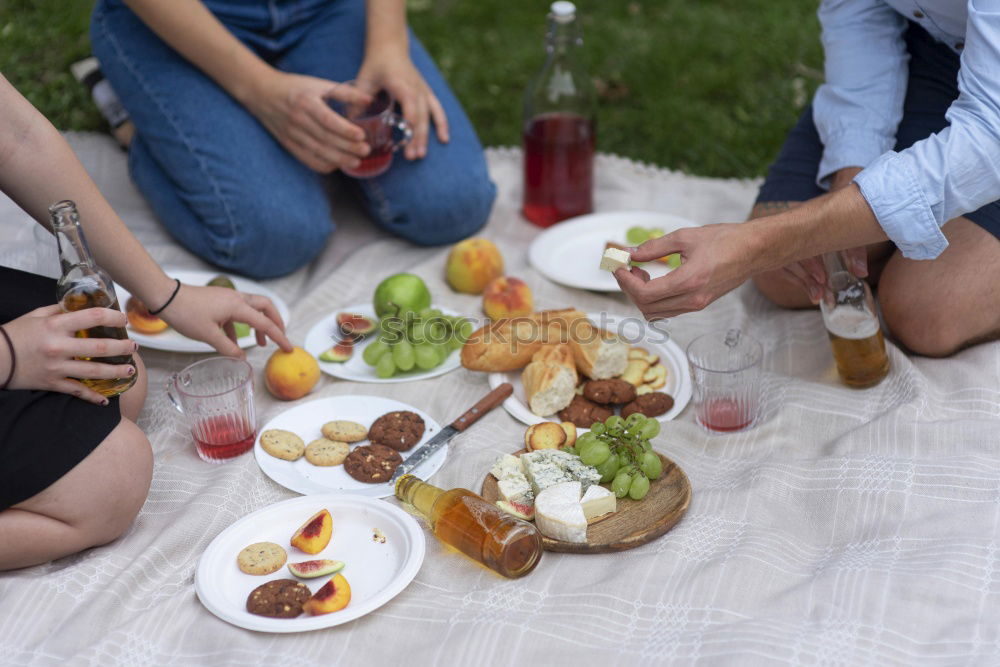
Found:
[0,305,137,405]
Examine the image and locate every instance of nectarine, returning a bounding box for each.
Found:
[125,296,169,334]
[290,509,332,554]
[265,346,320,401]
[482,276,534,320]
[445,238,504,294]
[303,573,351,615]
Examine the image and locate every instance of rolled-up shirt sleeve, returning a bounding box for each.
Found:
[813,0,908,187]
[855,0,1000,259]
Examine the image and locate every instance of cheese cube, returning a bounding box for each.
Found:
[522,459,572,495]
[490,454,524,480]
[599,247,631,272]
[497,477,533,507]
[581,485,616,520]
[534,481,587,543]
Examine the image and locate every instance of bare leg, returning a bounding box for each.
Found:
[878,217,1000,357]
[0,353,152,570]
[748,201,894,309]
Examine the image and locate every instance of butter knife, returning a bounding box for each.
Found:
[390,383,513,484]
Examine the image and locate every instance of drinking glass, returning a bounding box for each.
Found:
[687,329,762,433]
[328,80,412,178]
[165,357,256,463]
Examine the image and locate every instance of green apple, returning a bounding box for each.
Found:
[373,273,432,319]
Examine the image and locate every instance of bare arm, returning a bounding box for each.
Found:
[614,184,887,319]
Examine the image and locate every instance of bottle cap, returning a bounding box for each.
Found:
[550,1,576,22]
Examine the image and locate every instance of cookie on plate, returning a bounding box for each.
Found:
[583,378,637,405]
[343,444,403,483]
[320,420,368,443]
[558,395,614,429]
[305,438,349,466]
[368,411,425,451]
[237,542,288,575]
[245,579,311,618]
[621,392,675,419]
[260,429,306,461]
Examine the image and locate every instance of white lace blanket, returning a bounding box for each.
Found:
[1,134,998,666]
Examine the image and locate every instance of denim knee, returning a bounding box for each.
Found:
[208,199,334,279]
[397,173,497,247]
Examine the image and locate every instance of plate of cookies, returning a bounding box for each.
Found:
[195,493,425,632]
[254,395,445,497]
[486,313,691,430]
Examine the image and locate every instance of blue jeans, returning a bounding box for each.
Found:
[91,0,496,278]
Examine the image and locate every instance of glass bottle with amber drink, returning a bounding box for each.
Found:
[820,251,890,388]
[395,475,542,579]
[50,200,137,397]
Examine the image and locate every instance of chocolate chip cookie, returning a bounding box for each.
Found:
[583,378,637,405]
[621,392,675,419]
[343,444,403,483]
[246,579,311,618]
[558,395,614,429]
[368,411,425,451]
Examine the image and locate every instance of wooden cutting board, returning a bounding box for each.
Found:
[480,450,691,554]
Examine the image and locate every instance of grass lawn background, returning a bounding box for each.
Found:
[0,0,822,179]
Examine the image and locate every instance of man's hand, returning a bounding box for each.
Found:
[244,71,373,174]
[771,167,868,303]
[613,223,761,320]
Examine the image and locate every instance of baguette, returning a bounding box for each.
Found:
[460,308,588,372]
[568,321,629,379]
[521,344,578,417]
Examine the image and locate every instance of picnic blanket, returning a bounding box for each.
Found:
[2,133,999,666]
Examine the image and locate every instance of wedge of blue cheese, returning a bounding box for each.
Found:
[490,454,534,508]
[522,450,601,492]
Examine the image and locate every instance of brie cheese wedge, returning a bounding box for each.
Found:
[534,481,587,543]
[580,484,616,521]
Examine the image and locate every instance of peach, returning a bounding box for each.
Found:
[303,573,351,615]
[290,509,332,554]
[264,346,320,401]
[445,238,504,294]
[482,276,534,320]
[125,296,169,334]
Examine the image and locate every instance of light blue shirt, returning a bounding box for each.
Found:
[812,0,1000,259]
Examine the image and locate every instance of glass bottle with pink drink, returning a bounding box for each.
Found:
[522,1,596,227]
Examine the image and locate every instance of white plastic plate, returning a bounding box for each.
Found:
[254,395,445,497]
[195,493,425,633]
[528,211,698,292]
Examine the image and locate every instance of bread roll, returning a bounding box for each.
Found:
[521,344,578,417]
[568,321,629,379]
[460,309,588,372]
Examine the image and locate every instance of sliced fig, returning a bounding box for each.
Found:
[337,312,376,339]
[496,500,535,521]
[288,559,345,579]
[318,340,354,363]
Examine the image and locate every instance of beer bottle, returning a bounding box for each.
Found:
[819,251,890,388]
[395,475,543,578]
[50,200,137,397]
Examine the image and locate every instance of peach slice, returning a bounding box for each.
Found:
[290,509,332,554]
[125,296,169,334]
[303,573,351,615]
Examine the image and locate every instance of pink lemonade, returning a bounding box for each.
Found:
[698,397,754,433]
[193,415,256,462]
[522,112,595,227]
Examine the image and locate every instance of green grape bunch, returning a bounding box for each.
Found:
[568,412,663,501]
[361,307,474,378]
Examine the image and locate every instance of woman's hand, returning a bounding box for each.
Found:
[244,71,373,173]
[2,305,138,405]
[357,54,448,160]
[160,285,294,357]
[614,224,761,320]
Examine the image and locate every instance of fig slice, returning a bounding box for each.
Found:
[318,340,354,363]
[287,559,345,579]
[496,500,535,521]
[337,312,376,339]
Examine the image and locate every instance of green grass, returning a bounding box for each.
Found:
[0,0,821,178]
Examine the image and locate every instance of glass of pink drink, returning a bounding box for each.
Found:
[687,329,763,433]
[166,357,256,463]
[328,80,412,179]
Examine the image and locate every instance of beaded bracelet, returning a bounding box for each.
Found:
[0,325,15,391]
[149,278,182,315]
